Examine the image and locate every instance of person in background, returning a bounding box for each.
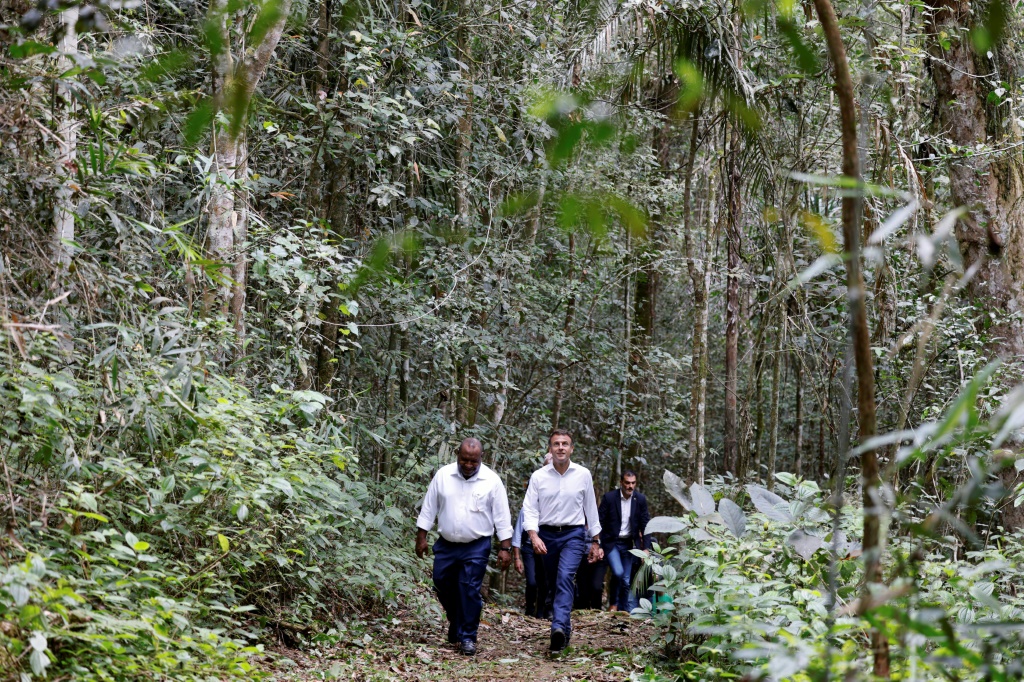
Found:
[513,454,552,619]
[597,469,650,612]
[415,438,513,656]
[522,429,603,653]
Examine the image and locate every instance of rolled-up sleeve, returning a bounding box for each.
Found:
[492,478,513,542]
[582,471,602,538]
[416,473,440,532]
[522,473,540,532]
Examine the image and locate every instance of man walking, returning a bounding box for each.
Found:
[598,470,650,612]
[415,438,513,655]
[522,429,603,653]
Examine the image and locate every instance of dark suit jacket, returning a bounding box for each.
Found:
[598,489,650,549]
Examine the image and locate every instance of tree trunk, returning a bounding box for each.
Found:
[204,0,291,338]
[551,233,576,428]
[682,111,709,484]
[811,0,887,674]
[794,357,804,478]
[766,305,785,490]
[926,0,1024,355]
[724,127,742,474]
[53,7,79,279]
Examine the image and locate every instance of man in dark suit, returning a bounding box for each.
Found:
[597,470,649,612]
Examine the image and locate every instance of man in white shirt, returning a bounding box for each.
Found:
[522,428,603,653]
[415,438,513,655]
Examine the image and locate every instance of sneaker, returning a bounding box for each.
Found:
[460,640,477,656]
[550,629,566,653]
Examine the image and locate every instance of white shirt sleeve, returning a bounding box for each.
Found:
[492,478,513,542]
[522,472,540,533]
[415,472,440,532]
[582,470,602,539]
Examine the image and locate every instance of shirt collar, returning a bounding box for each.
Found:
[620,490,632,502]
[545,461,577,476]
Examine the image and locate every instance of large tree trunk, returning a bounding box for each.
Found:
[812,0,887,674]
[926,0,1024,355]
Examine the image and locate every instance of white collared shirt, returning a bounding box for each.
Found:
[619,492,632,537]
[416,462,513,544]
[522,461,602,538]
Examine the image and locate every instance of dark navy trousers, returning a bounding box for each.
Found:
[538,526,587,638]
[432,536,491,643]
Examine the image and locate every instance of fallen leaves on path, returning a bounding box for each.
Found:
[263,605,657,681]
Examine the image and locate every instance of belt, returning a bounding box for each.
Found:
[539,524,583,533]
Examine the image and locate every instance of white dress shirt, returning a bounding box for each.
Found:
[522,461,602,538]
[619,493,632,538]
[416,462,513,543]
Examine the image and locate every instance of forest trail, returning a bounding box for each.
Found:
[265,605,657,681]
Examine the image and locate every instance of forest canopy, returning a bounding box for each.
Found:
[2,0,1024,677]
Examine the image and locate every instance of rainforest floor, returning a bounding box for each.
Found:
[262,604,659,681]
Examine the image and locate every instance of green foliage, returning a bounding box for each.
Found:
[0,321,421,680]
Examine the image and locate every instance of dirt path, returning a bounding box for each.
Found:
[264,606,658,681]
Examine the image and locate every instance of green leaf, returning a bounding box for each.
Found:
[777,18,819,74]
[9,41,55,58]
[183,99,214,146]
[218,533,230,553]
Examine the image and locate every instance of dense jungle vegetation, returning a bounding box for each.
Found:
[3,0,1024,677]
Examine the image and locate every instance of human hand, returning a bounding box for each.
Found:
[415,533,429,558]
[514,556,524,574]
[529,531,547,555]
[588,544,604,563]
[497,548,512,570]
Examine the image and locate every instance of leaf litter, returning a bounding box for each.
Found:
[263,604,657,681]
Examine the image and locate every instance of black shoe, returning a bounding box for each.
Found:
[447,623,457,644]
[550,629,566,653]
[460,640,477,656]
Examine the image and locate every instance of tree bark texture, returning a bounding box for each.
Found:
[53,7,80,278]
[812,0,887,675]
[550,233,576,429]
[724,119,742,477]
[926,0,1024,355]
[205,0,291,335]
[766,305,785,490]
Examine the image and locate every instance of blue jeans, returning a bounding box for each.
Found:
[606,539,637,612]
[432,536,491,642]
[538,526,587,638]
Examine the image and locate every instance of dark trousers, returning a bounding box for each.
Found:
[521,543,550,618]
[432,536,491,643]
[574,553,606,610]
[606,538,635,611]
[539,526,587,638]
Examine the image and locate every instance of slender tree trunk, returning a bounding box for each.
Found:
[551,233,576,428]
[766,305,785,490]
[926,0,1024,355]
[724,118,743,474]
[682,111,710,484]
[812,0,887,674]
[204,0,291,339]
[794,357,804,478]
[53,7,79,279]
[752,344,765,481]
[454,0,473,229]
